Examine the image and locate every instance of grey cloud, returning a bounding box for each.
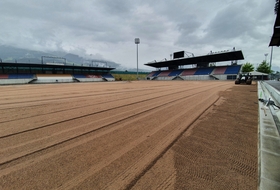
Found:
[0,0,278,70]
[1,0,132,49]
[94,0,134,16]
[175,1,272,48]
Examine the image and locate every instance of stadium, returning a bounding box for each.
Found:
[145,49,243,81]
[0,56,115,85]
[0,48,269,85]
[0,5,279,190]
[0,47,274,190]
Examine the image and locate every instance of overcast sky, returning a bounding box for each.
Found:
[0,0,279,71]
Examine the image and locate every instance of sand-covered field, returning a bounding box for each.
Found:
[0,81,258,189]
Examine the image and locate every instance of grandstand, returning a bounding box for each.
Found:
[145,50,244,81]
[147,65,241,81]
[0,62,115,84]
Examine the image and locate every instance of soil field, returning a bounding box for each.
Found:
[0,81,258,189]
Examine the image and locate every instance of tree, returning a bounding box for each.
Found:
[241,62,254,73]
[256,61,272,74]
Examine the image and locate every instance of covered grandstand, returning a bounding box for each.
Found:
[0,62,115,84]
[145,50,244,81]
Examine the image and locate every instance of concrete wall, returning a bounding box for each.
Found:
[154,77,174,80]
[76,78,104,82]
[181,75,213,81]
[212,75,228,80]
[104,78,115,82]
[258,82,280,190]
[33,74,73,83]
[33,79,74,83]
[0,77,114,84]
[0,79,34,85]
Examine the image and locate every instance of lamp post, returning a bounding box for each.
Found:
[264,53,268,62]
[135,38,140,80]
[269,46,273,70]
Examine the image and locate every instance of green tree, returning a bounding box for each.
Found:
[241,62,254,73]
[256,61,272,74]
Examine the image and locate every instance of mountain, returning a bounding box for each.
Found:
[0,45,120,68]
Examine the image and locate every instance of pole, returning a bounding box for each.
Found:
[137,43,138,80]
[134,38,140,80]
[270,46,273,70]
[264,53,268,63]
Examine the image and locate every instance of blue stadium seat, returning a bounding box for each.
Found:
[73,74,86,78]
[168,70,183,76]
[194,68,214,75]
[8,74,34,79]
[224,65,241,74]
[152,71,161,77]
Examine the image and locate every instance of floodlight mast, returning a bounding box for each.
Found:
[264,53,268,63]
[269,46,273,70]
[135,38,140,79]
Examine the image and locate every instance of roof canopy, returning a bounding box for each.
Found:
[269,7,280,46]
[145,50,244,68]
[0,62,115,71]
[249,71,268,76]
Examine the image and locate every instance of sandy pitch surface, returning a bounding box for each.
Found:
[0,81,258,189]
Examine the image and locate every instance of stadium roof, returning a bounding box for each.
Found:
[144,50,244,68]
[0,62,115,71]
[269,7,280,46]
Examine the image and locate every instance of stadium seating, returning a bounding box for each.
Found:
[71,74,105,82]
[168,70,183,76]
[158,70,171,77]
[73,74,87,78]
[36,74,72,78]
[147,71,161,78]
[86,75,102,78]
[8,74,34,79]
[73,74,103,78]
[147,64,242,81]
[224,65,241,74]
[152,71,161,77]
[0,74,9,79]
[180,69,197,76]
[212,67,227,75]
[194,67,214,75]
[102,74,114,78]
[146,71,156,78]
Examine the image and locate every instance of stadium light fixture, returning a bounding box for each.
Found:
[135,38,140,79]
